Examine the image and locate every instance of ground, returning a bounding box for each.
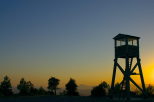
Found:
[0,96,154,102]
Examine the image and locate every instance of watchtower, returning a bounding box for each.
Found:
[111,34,146,99]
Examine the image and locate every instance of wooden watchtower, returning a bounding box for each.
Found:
[111,34,146,99]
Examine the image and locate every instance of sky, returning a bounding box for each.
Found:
[1,0,154,92]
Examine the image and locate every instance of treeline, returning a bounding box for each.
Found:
[0,75,154,97]
[0,76,79,96]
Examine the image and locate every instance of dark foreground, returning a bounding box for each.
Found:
[0,96,154,102]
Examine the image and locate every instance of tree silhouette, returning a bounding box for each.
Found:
[65,78,79,96]
[91,81,109,97]
[26,81,37,95]
[0,76,13,96]
[17,78,34,95]
[17,78,29,95]
[48,76,60,95]
[28,82,34,95]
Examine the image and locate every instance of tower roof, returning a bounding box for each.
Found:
[113,33,140,40]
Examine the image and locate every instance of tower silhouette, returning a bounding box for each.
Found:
[111,34,146,99]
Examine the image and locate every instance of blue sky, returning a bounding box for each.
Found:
[0,0,154,88]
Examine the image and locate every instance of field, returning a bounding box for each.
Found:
[0,96,154,102]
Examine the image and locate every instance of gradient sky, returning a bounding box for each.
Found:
[1,0,154,90]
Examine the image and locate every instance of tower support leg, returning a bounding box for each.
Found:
[137,58,146,97]
[111,58,117,98]
[125,57,130,100]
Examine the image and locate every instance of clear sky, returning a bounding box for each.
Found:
[1,0,154,90]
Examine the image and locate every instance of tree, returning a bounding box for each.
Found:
[17,78,29,95]
[48,76,60,95]
[17,78,34,95]
[65,78,79,96]
[0,76,13,96]
[26,81,37,95]
[91,81,109,97]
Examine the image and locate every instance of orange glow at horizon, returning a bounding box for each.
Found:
[143,63,154,85]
